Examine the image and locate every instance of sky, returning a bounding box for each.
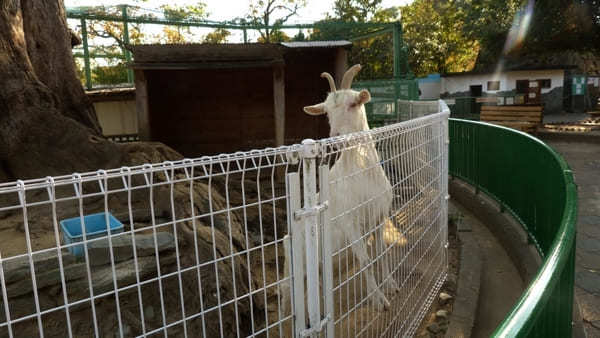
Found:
[64,0,414,24]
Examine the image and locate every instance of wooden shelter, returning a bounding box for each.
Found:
[130,41,351,157]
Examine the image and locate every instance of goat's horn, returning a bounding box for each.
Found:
[341,64,362,89]
[321,72,336,92]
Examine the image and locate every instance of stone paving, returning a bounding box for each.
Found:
[544,139,600,337]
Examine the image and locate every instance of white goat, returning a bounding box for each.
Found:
[282,64,399,315]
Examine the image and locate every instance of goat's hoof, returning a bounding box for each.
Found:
[384,279,400,295]
[372,293,391,311]
[384,286,401,296]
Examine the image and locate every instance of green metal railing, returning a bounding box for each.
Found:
[449,119,577,337]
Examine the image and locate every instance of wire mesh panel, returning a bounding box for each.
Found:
[316,110,449,337]
[0,147,303,338]
[0,109,448,338]
[397,99,442,122]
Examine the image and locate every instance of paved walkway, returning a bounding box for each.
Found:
[450,201,524,337]
[543,113,590,124]
[545,140,600,336]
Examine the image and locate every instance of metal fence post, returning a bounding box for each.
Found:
[120,5,134,84]
[287,172,306,337]
[300,139,321,337]
[393,21,401,79]
[80,18,92,90]
[319,165,334,338]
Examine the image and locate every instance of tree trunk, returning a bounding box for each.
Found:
[0,0,178,180]
[21,0,102,133]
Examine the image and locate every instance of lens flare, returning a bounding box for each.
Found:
[503,0,534,55]
[494,0,534,78]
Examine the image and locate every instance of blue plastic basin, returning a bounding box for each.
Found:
[60,212,124,257]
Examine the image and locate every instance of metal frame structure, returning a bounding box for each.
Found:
[66,5,412,90]
[0,109,449,337]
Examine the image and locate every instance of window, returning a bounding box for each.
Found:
[487,81,500,91]
[538,79,551,88]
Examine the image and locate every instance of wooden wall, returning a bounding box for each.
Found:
[283,49,333,144]
[146,67,275,157]
[140,49,341,157]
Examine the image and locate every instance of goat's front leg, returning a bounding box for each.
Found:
[377,219,400,295]
[346,226,390,311]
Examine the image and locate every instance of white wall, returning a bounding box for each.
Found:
[418,81,441,99]
[441,69,565,95]
[94,100,138,136]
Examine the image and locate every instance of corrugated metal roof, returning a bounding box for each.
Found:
[280,40,352,48]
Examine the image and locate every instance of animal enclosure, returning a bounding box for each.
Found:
[0,109,448,337]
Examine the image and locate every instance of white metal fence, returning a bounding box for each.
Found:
[397,100,442,123]
[0,110,448,338]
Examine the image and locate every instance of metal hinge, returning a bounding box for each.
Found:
[300,314,331,337]
[293,201,329,221]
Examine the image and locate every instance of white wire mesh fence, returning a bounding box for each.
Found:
[0,109,448,338]
[397,100,442,123]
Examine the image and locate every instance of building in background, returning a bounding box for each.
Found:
[438,51,600,114]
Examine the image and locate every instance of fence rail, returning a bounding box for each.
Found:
[0,111,448,337]
[449,119,577,337]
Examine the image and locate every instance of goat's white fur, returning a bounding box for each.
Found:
[282,64,398,315]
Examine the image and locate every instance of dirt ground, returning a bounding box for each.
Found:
[414,211,459,337]
[0,171,451,337]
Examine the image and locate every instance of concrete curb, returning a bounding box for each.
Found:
[448,179,542,283]
[445,229,482,338]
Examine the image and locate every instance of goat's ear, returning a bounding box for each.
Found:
[303,103,326,116]
[356,90,371,105]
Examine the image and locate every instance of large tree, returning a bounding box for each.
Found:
[245,0,306,43]
[458,0,600,66]
[331,0,383,22]
[401,0,477,76]
[0,0,179,180]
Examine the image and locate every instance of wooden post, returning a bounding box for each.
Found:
[134,70,151,141]
[273,64,285,147]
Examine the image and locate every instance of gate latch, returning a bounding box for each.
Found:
[293,201,329,221]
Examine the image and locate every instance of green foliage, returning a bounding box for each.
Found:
[401,0,478,76]
[257,30,291,43]
[160,4,207,21]
[160,3,208,43]
[291,30,307,41]
[203,28,231,43]
[456,0,523,66]
[458,0,600,66]
[331,0,384,22]
[523,0,600,52]
[312,1,398,80]
[92,62,129,85]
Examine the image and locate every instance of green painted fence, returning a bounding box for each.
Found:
[449,119,577,337]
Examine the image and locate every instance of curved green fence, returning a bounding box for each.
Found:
[448,119,577,337]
